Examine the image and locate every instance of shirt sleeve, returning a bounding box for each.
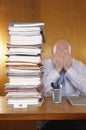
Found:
[65,59,86,95]
[41,60,60,95]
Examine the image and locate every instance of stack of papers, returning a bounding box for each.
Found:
[6,92,44,108]
[5,22,46,108]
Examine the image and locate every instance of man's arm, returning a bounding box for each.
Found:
[65,59,86,95]
[41,60,60,96]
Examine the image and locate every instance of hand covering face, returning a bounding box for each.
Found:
[52,40,73,73]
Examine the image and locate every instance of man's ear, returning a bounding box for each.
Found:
[53,45,56,55]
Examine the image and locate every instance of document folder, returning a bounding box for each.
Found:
[67,95,86,105]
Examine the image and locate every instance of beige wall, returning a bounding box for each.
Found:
[0,0,86,95]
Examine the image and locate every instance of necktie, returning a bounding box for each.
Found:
[57,69,65,96]
[51,60,65,95]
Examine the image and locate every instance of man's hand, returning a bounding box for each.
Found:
[52,39,73,73]
[53,49,64,73]
[63,50,72,71]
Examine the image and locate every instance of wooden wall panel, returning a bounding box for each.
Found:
[0,0,86,96]
[40,0,86,61]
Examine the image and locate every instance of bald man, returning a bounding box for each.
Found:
[41,39,86,96]
[38,40,86,130]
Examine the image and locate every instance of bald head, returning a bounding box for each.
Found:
[53,40,71,56]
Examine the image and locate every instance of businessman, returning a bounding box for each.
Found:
[42,39,86,97]
[40,39,86,130]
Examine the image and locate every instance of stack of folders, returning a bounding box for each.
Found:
[5,22,46,108]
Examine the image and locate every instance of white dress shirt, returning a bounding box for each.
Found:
[41,58,86,96]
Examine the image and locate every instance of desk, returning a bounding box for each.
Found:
[0,96,86,120]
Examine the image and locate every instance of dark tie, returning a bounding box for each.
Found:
[56,69,65,96]
[51,60,65,95]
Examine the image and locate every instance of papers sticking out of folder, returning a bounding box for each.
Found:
[67,95,86,105]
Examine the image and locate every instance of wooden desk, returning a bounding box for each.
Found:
[0,96,86,120]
